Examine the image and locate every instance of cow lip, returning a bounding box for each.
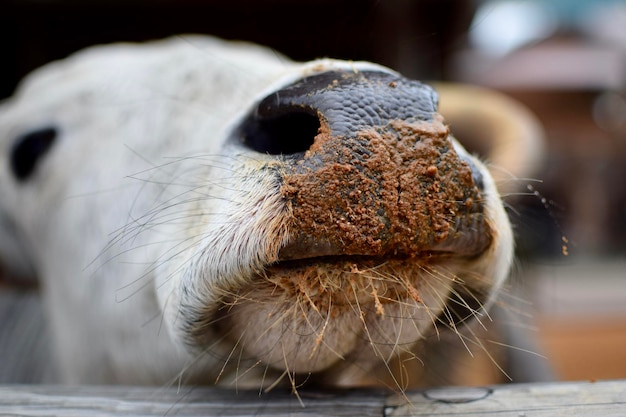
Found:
[273,252,440,267]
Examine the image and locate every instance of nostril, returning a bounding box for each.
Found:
[242,110,320,155]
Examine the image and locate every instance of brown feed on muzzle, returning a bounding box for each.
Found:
[280,114,489,259]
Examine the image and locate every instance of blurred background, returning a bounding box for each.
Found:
[1,0,626,384]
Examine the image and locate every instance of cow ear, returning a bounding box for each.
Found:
[10,126,58,181]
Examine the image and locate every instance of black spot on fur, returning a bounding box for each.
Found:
[10,127,58,181]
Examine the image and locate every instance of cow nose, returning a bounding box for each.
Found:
[242,70,440,156]
[240,69,492,261]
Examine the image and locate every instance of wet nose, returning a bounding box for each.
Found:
[241,70,492,261]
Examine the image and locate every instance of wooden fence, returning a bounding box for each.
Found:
[1,380,625,416]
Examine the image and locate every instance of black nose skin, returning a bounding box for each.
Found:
[257,71,439,138]
[242,71,441,156]
[242,70,492,261]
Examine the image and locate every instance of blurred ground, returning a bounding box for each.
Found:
[451,0,626,383]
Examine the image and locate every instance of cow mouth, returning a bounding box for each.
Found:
[187,69,499,379]
[263,253,435,306]
[208,249,465,378]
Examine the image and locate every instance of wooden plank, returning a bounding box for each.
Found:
[1,381,625,416]
[0,385,387,417]
[389,380,626,417]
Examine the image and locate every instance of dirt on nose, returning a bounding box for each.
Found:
[280,114,492,260]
